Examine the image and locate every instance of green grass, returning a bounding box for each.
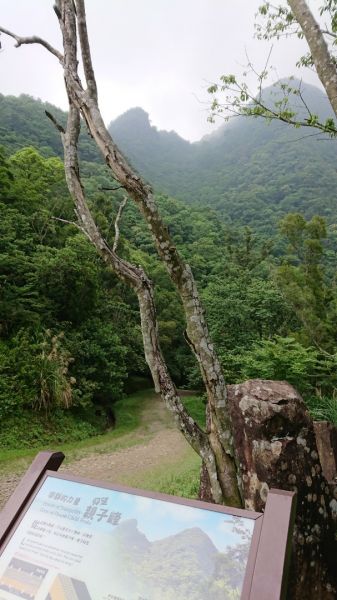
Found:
[115,392,204,499]
[125,451,202,499]
[0,389,152,467]
[306,395,337,426]
[0,389,204,500]
[181,394,206,428]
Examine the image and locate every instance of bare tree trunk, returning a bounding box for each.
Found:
[287,0,337,119]
[57,0,241,506]
[61,100,226,504]
[0,0,242,506]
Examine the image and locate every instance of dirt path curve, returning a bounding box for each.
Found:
[0,392,195,510]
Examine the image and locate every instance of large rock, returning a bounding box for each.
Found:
[226,380,337,600]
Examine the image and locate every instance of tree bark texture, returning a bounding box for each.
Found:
[314,420,337,486]
[287,0,337,121]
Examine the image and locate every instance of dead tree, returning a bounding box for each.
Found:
[0,0,241,507]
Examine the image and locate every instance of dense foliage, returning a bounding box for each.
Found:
[1,92,337,449]
[109,80,337,234]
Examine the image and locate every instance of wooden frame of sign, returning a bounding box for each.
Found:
[0,451,296,600]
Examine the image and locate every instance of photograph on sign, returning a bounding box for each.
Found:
[0,476,255,600]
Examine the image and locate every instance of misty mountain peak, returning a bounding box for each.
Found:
[110,107,151,131]
[1,87,336,232]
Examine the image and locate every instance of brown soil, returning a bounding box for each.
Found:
[0,392,194,510]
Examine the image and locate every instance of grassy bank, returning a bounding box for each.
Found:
[0,390,205,501]
[126,451,201,499]
[0,389,151,466]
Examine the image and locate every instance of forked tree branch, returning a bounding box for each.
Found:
[0,0,242,506]
[74,0,97,100]
[100,185,126,191]
[113,196,127,252]
[0,26,63,63]
[55,97,203,437]
[45,110,66,133]
[55,0,241,504]
[51,215,91,239]
[58,102,217,487]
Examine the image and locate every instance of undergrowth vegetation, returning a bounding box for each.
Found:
[1,95,337,455]
[0,389,148,458]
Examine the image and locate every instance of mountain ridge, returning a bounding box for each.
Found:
[1,80,337,232]
[108,78,337,232]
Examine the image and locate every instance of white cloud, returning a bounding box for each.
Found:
[0,0,322,141]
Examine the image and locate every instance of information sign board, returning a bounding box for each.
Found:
[0,452,296,600]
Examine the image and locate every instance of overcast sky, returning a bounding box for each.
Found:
[0,0,321,141]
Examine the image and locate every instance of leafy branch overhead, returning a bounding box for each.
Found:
[208,0,337,137]
[256,1,337,47]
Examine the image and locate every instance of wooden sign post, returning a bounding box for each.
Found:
[0,452,296,600]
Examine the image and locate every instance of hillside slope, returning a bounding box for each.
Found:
[109,81,337,231]
[0,94,100,162]
[1,81,337,232]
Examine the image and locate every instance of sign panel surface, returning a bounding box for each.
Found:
[0,476,255,600]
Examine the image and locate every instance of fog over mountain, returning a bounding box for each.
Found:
[1,80,337,232]
[108,80,337,232]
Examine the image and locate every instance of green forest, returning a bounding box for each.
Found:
[1,91,337,450]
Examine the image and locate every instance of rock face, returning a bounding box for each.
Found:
[313,421,337,486]
[226,380,337,600]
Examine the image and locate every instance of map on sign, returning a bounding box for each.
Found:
[0,476,255,600]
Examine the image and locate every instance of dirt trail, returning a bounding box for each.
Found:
[0,392,194,510]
